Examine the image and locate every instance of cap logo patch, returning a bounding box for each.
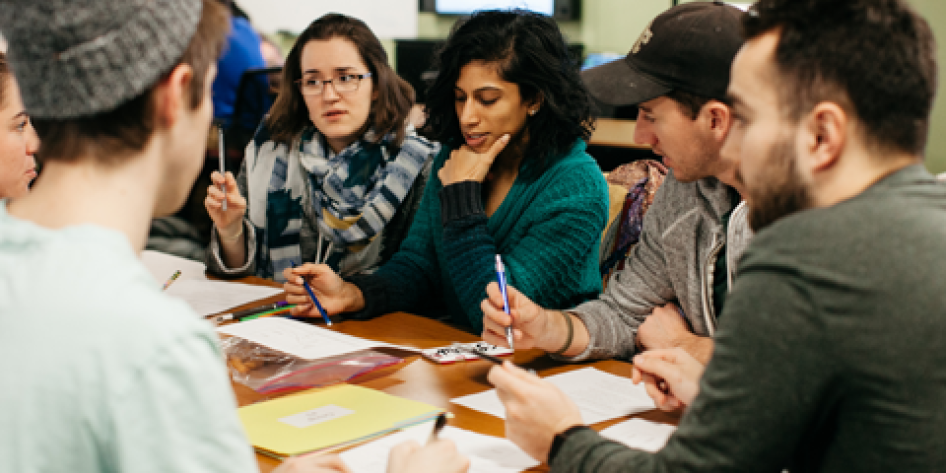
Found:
[631,22,654,54]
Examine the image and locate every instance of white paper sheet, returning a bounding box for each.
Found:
[164,279,283,317]
[451,367,656,425]
[216,317,419,360]
[599,418,677,453]
[141,249,208,285]
[340,425,538,473]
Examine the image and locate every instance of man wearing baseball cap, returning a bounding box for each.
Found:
[482,2,748,367]
[488,0,946,470]
[0,1,466,472]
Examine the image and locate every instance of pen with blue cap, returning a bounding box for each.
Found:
[290,261,332,326]
[495,255,515,350]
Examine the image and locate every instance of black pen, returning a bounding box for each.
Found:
[427,412,448,444]
[454,344,505,365]
[452,343,536,374]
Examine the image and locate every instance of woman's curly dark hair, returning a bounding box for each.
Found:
[422,10,595,178]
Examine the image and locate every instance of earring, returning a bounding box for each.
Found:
[529,108,538,116]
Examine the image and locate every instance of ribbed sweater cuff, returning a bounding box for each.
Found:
[344,273,390,321]
[439,181,484,225]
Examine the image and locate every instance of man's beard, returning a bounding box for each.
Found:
[742,137,814,233]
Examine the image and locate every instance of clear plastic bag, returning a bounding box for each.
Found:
[220,336,404,394]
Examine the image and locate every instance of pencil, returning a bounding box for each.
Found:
[162,270,181,291]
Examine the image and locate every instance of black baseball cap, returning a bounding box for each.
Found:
[582,1,745,107]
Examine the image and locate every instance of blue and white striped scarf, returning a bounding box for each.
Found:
[246,125,434,280]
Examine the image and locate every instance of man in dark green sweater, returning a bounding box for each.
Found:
[488,0,946,471]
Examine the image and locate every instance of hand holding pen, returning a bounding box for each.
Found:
[282,263,365,322]
[205,169,247,241]
[494,255,515,350]
[289,261,332,326]
[480,281,548,351]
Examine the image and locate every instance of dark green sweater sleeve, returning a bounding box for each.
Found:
[552,254,828,472]
[439,166,607,332]
[438,181,495,331]
[347,145,607,330]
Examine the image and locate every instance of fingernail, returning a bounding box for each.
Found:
[501,134,510,141]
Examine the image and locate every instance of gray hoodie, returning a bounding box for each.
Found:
[561,171,751,361]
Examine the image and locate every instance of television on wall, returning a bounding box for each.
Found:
[420,0,579,21]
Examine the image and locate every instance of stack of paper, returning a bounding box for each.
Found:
[340,425,538,473]
[451,367,656,424]
[141,249,208,284]
[217,317,420,360]
[238,384,444,459]
[600,418,677,452]
[164,279,283,317]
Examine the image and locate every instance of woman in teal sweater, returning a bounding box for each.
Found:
[283,10,608,333]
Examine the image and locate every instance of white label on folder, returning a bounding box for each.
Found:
[279,405,355,428]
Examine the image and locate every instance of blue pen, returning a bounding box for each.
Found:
[290,261,332,326]
[495,255,514,350]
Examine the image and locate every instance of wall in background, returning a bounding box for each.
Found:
[416,0,668,55]
[240,0,417,40]
[908,0,946,173]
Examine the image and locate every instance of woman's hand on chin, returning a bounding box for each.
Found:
[438,134,510,185]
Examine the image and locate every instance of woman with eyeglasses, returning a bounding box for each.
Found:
[0,52,40,201]
[282,10,609,334]
[205,13,438,281]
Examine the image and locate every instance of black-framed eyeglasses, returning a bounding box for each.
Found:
[295,73,373,96]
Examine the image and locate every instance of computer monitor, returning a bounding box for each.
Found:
[581,52,623,71]
[419,0,579,21]
[436,0,553,15]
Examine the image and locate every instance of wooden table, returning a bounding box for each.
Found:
[222,280,678,472]
[589,118,649,150]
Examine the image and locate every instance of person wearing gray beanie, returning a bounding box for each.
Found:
[0,1,333,472]
[0,0,258,470]
[0,0,469,471]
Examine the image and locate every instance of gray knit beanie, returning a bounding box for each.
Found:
[0,0,202,119]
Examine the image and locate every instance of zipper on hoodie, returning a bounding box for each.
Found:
[701,232,724,336]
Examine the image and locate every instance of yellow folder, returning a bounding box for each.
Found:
[238,384,444,458]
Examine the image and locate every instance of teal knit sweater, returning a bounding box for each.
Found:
[347,140,608,332]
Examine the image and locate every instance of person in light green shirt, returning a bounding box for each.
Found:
[0,1,468,473]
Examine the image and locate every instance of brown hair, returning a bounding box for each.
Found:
[667,89,712,121]
[743,0,936,155]
[32,0,230,164]
[0,52,9,109]
[266,13,414,150]
[422,10,594,179]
